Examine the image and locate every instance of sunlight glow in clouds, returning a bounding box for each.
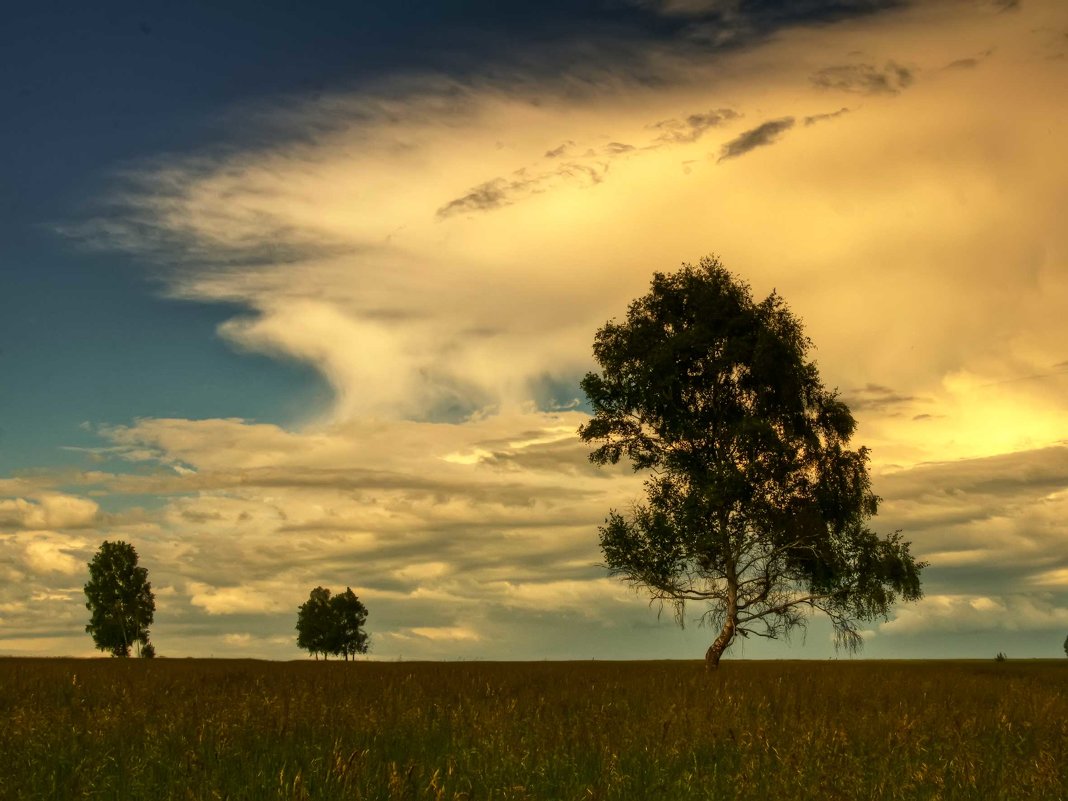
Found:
[77,0,1068,460]
[4,0,1067,659]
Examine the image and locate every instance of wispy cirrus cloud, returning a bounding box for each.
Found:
[803,106,850,125]
[651,108,738,144]
[717,116,795,161]
[811,61,914,94]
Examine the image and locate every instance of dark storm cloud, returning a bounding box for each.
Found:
[716,117,795,162]
[804,107,850,126]
[652,108,738,143]
[811,61,914,94]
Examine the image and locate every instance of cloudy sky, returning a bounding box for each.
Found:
[2,0,1067,660]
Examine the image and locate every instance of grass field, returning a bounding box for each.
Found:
[2,657,1066,800]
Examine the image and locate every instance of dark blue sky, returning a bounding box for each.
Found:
[2,0,655,471]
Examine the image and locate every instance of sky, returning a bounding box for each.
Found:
[2,0,1067,661]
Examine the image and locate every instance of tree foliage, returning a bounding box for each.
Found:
[296,586,370,660]
[579,256,925,668]
[332,587,371,660]
[84,540,156,657]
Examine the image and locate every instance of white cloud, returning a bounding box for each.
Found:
[68,0,1068,475]
[16,532,88,576]
[188,581,287,616]
[486,578,632,614]
[881,594,1068,636]
[405,626,482,642]
[0,494,99,529]
[392,562,450,583]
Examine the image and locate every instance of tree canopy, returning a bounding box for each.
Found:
[579,256,925,668]
[296,586,370,660]
[84,540,156,657]
[332,587,371,660]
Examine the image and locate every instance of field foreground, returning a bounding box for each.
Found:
[2,658,1066,800]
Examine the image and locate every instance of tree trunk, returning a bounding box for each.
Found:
[705,557,739,671]
[705,615,736,670]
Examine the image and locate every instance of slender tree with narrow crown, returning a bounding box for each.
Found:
[84,540,156,657]
[579,256,925,668]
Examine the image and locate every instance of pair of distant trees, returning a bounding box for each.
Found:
[84,542,372,661]
[296,586,370,660]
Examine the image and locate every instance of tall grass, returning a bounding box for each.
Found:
[2,658,1066,800]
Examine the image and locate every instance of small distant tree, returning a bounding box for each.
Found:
[331,587,370,660]
[296,586,337,660]
[84,540,156,657]
[1063,633,1067,658]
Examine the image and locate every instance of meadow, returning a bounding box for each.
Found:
[1,657,1066,800]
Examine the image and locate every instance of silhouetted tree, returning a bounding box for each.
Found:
[1063,633,1067,659]
[579,256,925,669]
[296,586,336,660]
[331,587,370,660]
[296,586,371,660]
[84,540,156,657]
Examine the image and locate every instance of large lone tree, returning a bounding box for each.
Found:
[579,256,925,668]
[84,540,156,657]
